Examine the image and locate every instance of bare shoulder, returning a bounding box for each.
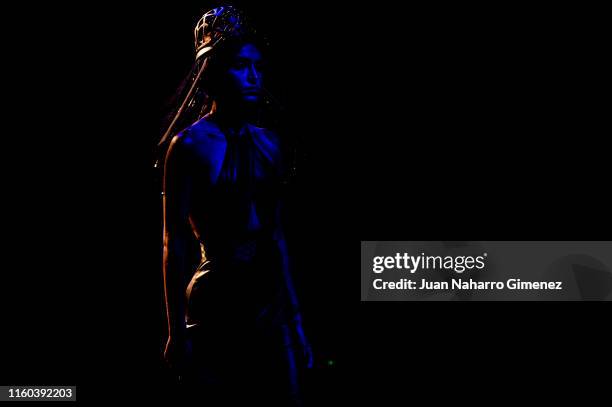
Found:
[183,118,226,142]
[168,118,227,165]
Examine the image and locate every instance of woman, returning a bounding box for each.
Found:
[159,6,311,405]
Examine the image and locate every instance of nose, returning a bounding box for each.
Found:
[247,64,259,84]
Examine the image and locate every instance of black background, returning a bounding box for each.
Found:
[1,1,609,404]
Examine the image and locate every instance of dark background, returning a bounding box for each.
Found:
[3,1,349,403]
[1,1,609,404]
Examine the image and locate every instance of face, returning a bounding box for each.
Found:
[225,43,264,104]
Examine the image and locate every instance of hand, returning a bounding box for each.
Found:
[292,315,314,369]
[163,335,193,379]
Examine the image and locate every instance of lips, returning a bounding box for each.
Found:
[242,88,261,95]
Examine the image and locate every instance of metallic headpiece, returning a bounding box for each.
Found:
[194,5,249,60]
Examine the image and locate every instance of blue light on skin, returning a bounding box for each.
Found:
[226,43,264,105]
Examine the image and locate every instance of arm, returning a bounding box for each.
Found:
[274,204,299,313]
[274,202,313,369]
[162,134,193,369]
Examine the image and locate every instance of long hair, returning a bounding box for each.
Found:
[157,57,212,154]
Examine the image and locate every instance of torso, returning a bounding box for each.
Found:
[176,117,288,327]
[176,116,283,263]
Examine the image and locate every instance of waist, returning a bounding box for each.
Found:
[198,232,278,269]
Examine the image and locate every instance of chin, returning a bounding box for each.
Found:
[242,95,261,104]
